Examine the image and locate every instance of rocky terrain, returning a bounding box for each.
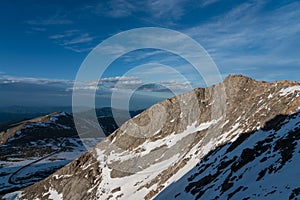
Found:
[0,108,142,196]
[2,75,300,200]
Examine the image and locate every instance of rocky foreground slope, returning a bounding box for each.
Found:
[0,109,125,195]
[4,75,300,200]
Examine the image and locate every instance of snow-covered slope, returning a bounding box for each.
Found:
[0,112,120,196]
[6,75,300,200]
[0,112,92,195]
[155,110,300,200]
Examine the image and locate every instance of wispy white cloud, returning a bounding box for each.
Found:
[69,74,192,94]
[106,0,136,18]
[183,0,300,81]
[30,27,47,32]
[100,76,140,83]
[89,0,192,23]
[199,0,220,7]
[26,12,94,52]
[122,50,164,62]
[0,76,73,86]
[49,30,96,53]
[26,14,96,53]
[22,0,300,82]
[111,80,192,93]
[85,0,137,18]
[187,1,300,53]
[145,0,188,20]
[63,46,94,53]
[86,0,219,23]
[160,80,192,90]
[26,14,73,26]
[70,76,142,91]
[61,33,94,45]
[25,0,219,53]
[49,30,79,39]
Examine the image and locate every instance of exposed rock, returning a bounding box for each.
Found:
[7,75,300,200]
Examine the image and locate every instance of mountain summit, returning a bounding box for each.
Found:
[4,75,300,200]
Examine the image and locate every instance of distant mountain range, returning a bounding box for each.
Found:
[0,106,142,129]
[1,75,300,200]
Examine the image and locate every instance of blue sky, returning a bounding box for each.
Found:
[0,0,299,108]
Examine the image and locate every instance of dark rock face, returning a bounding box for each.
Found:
[7,75,300,200]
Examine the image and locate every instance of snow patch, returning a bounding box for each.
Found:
[267,93,273,99]
[138,119,221,154]
[44,188,63,200]
[280,85,300,96]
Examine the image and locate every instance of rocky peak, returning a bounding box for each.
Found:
[224,74,256,83]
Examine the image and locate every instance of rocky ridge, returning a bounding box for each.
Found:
[4,75,300,200]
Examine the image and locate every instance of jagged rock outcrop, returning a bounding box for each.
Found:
[5,75,300,200]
